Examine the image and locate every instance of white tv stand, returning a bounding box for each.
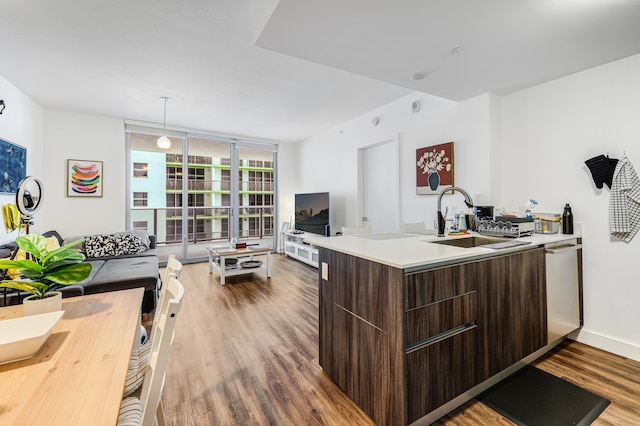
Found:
[283,232,320,268]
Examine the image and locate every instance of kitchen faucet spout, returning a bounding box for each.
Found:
[437,186,474,237]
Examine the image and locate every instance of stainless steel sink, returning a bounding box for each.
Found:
[430,236,511,248]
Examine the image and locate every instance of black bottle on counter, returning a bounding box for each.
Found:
[562,203,574,234]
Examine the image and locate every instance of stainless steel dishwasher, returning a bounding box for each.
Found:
[545,239,582,344]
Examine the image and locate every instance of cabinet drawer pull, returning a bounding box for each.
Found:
[406,322,476,354]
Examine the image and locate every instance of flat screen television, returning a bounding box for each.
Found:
[294,192,330,236]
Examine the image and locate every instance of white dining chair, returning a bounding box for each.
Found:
[155,255,182,338]
[124,255,183,398]
[117,276,185,426]
[162,255,183,286]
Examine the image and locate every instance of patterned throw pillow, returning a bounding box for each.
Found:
[84,234,117,258]
[119,230,151,250]
[84,233,147,258]
[114,233,146,256]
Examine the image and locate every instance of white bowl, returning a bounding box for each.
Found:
[0,310,65,365]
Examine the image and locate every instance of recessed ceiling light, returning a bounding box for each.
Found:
[410,71,429,81]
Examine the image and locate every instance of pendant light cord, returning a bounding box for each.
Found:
[157,97,171,149]
[162,96,169,136]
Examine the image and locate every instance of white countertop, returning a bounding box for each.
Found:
[304,231,580,269]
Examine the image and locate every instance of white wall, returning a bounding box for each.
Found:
[42,110,126,237]
[296,92,494,233]
[499,53,640,360]
[0,75,44,244]
[276,141,297,250]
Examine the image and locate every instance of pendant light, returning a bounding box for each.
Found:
[157,96,171,149]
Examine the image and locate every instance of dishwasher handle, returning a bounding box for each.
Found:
[545,244,582,254]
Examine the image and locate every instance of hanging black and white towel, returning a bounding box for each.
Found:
[610,155,640,242]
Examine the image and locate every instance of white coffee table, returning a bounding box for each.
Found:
[207,246,272,285]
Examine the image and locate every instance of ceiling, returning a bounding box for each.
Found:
[1,0,639,143]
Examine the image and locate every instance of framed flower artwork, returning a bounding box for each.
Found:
[416,142,454,194]
[67,159,103,197]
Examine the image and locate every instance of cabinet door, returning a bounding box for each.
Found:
[404,292,476,349]
[322,247,403,330]
[404,262,477,310]
[476,248,547,380]
[406,327,477,423]
[324,304,395,424]
[318,248,406,426]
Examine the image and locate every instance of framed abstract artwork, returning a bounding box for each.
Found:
[0,138,27,194]
[416,142,454,194]
[67,159,103,197]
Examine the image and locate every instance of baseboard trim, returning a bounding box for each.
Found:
[570,329,640,362]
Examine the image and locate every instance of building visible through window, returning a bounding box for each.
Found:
[132,221,148,231]
[133,192,148,207]
[129,132,276,252]
[133,162,148,178]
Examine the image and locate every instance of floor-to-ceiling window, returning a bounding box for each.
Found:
[126,125,278,263]
[128,131,183,250]
[181,137,232,260]
[237,147,275,240]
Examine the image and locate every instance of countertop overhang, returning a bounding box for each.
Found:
[305,231,580,270]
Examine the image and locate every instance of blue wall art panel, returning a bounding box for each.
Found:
[0,138,27,194]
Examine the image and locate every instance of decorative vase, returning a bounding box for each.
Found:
[428,171,440,190]
[23,291,62,316]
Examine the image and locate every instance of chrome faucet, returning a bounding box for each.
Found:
[437,186,474,237]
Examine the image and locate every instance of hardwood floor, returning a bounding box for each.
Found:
[160,254,640,425]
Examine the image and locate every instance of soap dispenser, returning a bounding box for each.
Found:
[562,203,574,234]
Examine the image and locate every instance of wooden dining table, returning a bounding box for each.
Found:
[0,287,144,426]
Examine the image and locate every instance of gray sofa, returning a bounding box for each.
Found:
[1,230,160,312]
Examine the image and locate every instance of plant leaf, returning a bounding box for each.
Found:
[16,234,48,259]
[0,258,46,273]
[42,250,85,269]
[20,270,46,281]
[0,234,91,292]
[45,263,92,284]
[0,280,48,296]
[41,239,85,263]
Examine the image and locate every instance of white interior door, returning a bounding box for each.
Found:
[360,139,399,233]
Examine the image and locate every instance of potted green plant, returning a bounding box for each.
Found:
[0,233,92,315]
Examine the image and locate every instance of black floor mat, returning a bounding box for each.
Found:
[478,365,610,426]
